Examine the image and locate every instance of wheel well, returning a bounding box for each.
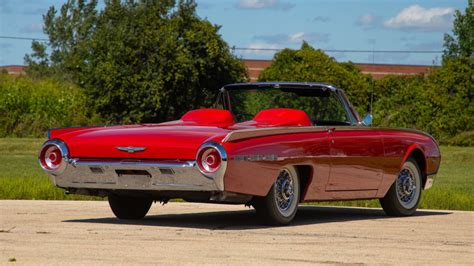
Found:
[294,165,312,202]
[407,149,427,187]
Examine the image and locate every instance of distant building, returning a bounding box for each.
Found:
[0,65,27,75]
[241,59,434,81]
[0,61,434,80]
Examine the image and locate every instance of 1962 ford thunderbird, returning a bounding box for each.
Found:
[39,82,440,225]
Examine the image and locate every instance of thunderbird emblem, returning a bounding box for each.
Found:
[116,146,147,153]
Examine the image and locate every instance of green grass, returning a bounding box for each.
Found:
[0,138,472,210]
[0,138,98,200]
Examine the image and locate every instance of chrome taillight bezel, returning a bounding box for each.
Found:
[196,141,227,180]
[39,139,69,174]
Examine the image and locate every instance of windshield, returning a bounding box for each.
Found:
[221,88,352,126]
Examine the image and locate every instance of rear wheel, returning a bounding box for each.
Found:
[380,158,422,216]
[253,166,300,225]
[108,194,153,219]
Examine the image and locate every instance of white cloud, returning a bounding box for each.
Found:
[236,42,281,59]
[236,0,294,10]
[357,14,376,26]
[383,5,454,32]
[288,32,305,43]
[255,32,330,44]
[239,32,329,59]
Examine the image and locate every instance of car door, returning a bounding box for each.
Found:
[326,127,384,191]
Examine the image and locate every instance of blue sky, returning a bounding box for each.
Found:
[0,0,468,66]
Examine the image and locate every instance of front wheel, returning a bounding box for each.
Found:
[253,166,300,226]
[108,194,153,219]
[380,158,422,216]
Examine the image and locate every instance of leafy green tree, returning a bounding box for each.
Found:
[25,0,98,81]
[258,42,473,145]
[443,0,473,60]
[374,58,473,145]
[258,42,373,115]
[26,0,247,123]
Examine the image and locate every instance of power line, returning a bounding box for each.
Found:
[0,35,444,54]
[232,47,443,54]
[0,36,48,41]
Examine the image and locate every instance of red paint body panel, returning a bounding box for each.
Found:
[327,128,384,191]
[222,131,330,197]
[221,126,440,201]
[55,125,229,160]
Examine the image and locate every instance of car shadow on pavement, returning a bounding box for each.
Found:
[64,205,452,230]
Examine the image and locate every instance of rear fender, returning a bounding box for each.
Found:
[48,127,94,139]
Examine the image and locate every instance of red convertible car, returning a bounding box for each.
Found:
[39,82,440,225]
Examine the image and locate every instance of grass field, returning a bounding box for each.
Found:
[0,138,472,210]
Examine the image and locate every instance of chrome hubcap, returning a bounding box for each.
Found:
[275,169,294,211]
[396,169,417,205]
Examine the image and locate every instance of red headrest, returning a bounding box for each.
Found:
[253,108,312,127]
[181,109,235,127]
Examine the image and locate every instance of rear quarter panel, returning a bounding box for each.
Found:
[221,131,330,197]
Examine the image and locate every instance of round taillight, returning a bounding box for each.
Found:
[40,145,63,171]
[39,139,69,174]
[198,147,222,173]
[196,142,227,190]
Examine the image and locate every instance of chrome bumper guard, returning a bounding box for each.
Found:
[50,159,224,192]
[424,174,435,190]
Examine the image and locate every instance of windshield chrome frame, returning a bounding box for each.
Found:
[219,82,362,126]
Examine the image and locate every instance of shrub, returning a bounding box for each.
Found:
[0,74,101,137]
[374,57,473,144]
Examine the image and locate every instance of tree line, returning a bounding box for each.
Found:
[0,0,472,145]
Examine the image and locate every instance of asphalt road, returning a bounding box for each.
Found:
[0,200,472,265]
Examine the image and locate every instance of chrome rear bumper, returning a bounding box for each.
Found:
[50,159,224,192]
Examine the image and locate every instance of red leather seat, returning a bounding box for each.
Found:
[252,108,312,127]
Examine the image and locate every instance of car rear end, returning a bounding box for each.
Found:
[38,124,249,204]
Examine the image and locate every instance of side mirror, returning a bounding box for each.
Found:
[362,114,373,126]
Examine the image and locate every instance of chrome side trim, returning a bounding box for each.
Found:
[222,126,328,142]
